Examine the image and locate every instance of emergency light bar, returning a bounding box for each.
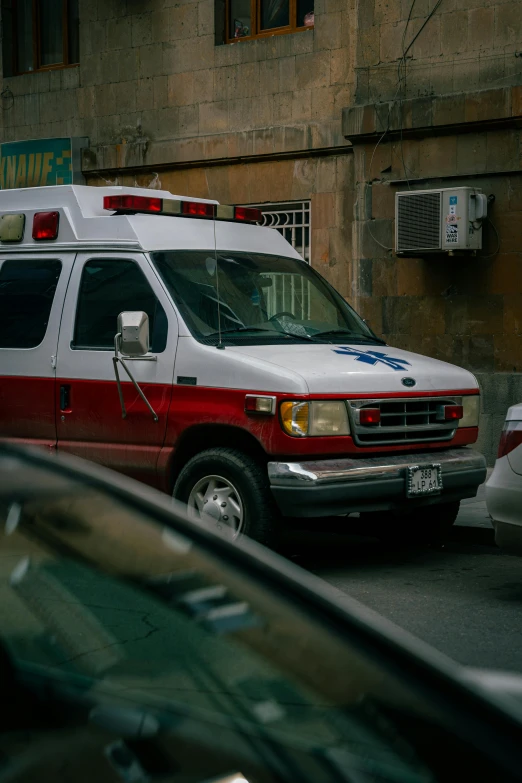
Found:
[103,195,262,224]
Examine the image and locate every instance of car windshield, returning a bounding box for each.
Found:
[151,251,382,346]
[0,449,466,783]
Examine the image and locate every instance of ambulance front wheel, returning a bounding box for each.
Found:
[173,448,278,547]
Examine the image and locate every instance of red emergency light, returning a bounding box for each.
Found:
[182,201,216,218]
[437,404,463,422]
[103,195,162,213]
[235,206,262,223]
[359,408,381,426]
[33,211,60,240]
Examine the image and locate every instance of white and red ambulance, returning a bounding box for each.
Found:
[0,185,486,545]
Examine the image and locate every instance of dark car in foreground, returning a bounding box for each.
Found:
[0,444,522,783]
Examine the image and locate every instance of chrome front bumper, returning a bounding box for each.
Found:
[268,448,486,486]
[268,448,487,518]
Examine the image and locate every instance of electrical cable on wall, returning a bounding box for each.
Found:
[396,0,444,183]
[364,70,406,250]
[357,48,522,73]
[365,0,444,253]
[359,54,522,107]
[478,216,501,260]
[364,74,407,252]
[396,0,418,187]
[402,0,444,61]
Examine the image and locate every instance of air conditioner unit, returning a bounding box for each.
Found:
[395,186,488,256]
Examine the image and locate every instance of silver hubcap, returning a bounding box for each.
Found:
[187,474,244,539]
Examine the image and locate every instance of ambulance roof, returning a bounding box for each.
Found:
[0,185,302,259]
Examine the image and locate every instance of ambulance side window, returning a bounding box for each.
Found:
[0,259,62,349]
[72,258,168,352]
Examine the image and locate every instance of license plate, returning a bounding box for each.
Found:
[406,464,442,497]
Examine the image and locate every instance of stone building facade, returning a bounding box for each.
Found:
[344,0,522,462]
[1,0,521,461]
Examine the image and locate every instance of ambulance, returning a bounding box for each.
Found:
[0,185,486,546]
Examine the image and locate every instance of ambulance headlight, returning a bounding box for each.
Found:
[459,395,480,428]
[310,401,351,436]
[280,401,350,437]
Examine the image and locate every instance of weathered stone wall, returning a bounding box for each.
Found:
[356,0,522,104]
[0,0,357,293]
[0,1,355,167]
[346,0,522,463]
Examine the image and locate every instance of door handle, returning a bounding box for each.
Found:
[60,384,71,411]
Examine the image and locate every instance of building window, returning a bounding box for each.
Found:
[224,1,314,43]
[4,0,79,76]
[249,201,311,262]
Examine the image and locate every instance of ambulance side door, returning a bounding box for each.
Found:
[0,253,73,450]
[55,252,178,487]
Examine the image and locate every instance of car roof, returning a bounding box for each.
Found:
[2,440,522,756]
[0,185,303,257]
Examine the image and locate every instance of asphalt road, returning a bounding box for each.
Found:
[289,528,522,673]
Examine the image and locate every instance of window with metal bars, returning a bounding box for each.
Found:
[3,0,79,76]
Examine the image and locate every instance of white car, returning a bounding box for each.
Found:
[486,403,522,553]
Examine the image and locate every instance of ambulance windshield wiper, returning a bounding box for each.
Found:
[312,329,386,345]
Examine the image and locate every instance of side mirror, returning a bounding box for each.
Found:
[117,311,150,356]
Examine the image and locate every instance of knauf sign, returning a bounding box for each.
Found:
[0,137,88,189]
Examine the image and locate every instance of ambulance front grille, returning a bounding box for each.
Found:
[349,397,459,447]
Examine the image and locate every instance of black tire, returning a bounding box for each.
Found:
[365,501,460,545]
[173,448,278,548]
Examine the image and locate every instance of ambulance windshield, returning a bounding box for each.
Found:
[151,251,382,346]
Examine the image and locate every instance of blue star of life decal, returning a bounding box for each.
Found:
[333,346,411,371]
